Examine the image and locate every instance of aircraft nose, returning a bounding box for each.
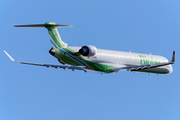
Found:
[168,65,173,74]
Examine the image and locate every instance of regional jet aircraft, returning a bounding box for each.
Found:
[4,22,175,74]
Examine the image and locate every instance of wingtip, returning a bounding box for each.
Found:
[4,50,15,61]
[171,51,175,63]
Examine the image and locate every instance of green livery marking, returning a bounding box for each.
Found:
[139,55,160,65]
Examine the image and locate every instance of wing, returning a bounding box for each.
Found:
[108,51,175,72]
[4,50,87,71]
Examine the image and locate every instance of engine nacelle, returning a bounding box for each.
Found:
[79,45,97,56]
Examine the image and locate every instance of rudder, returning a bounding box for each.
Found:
[44,22,72,48]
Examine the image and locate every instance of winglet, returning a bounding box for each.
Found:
[171,51,175,63]
[4,50,15,61]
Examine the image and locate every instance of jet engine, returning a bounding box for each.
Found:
[79,45,97,56]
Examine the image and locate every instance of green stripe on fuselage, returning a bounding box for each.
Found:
[55,48,81,66]
[60,47,116,72]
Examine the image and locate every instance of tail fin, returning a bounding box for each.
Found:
[14,22,72,48]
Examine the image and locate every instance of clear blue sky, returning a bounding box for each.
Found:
[0,0,180,120]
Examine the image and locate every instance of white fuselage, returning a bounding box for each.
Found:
[69,47,173,74]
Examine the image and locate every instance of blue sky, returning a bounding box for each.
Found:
[0,0,180,120]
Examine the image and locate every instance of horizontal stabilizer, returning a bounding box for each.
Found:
[14,22,72,28]
[14,24,45,27]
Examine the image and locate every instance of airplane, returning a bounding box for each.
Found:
[4,22,175,74]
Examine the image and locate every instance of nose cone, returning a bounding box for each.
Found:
[168,65,173,74]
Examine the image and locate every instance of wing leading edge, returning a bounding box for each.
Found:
[108,51,175,72]
[4,50,86,71]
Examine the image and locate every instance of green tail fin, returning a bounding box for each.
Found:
[14,22,72,48]
[44,22,72,48]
